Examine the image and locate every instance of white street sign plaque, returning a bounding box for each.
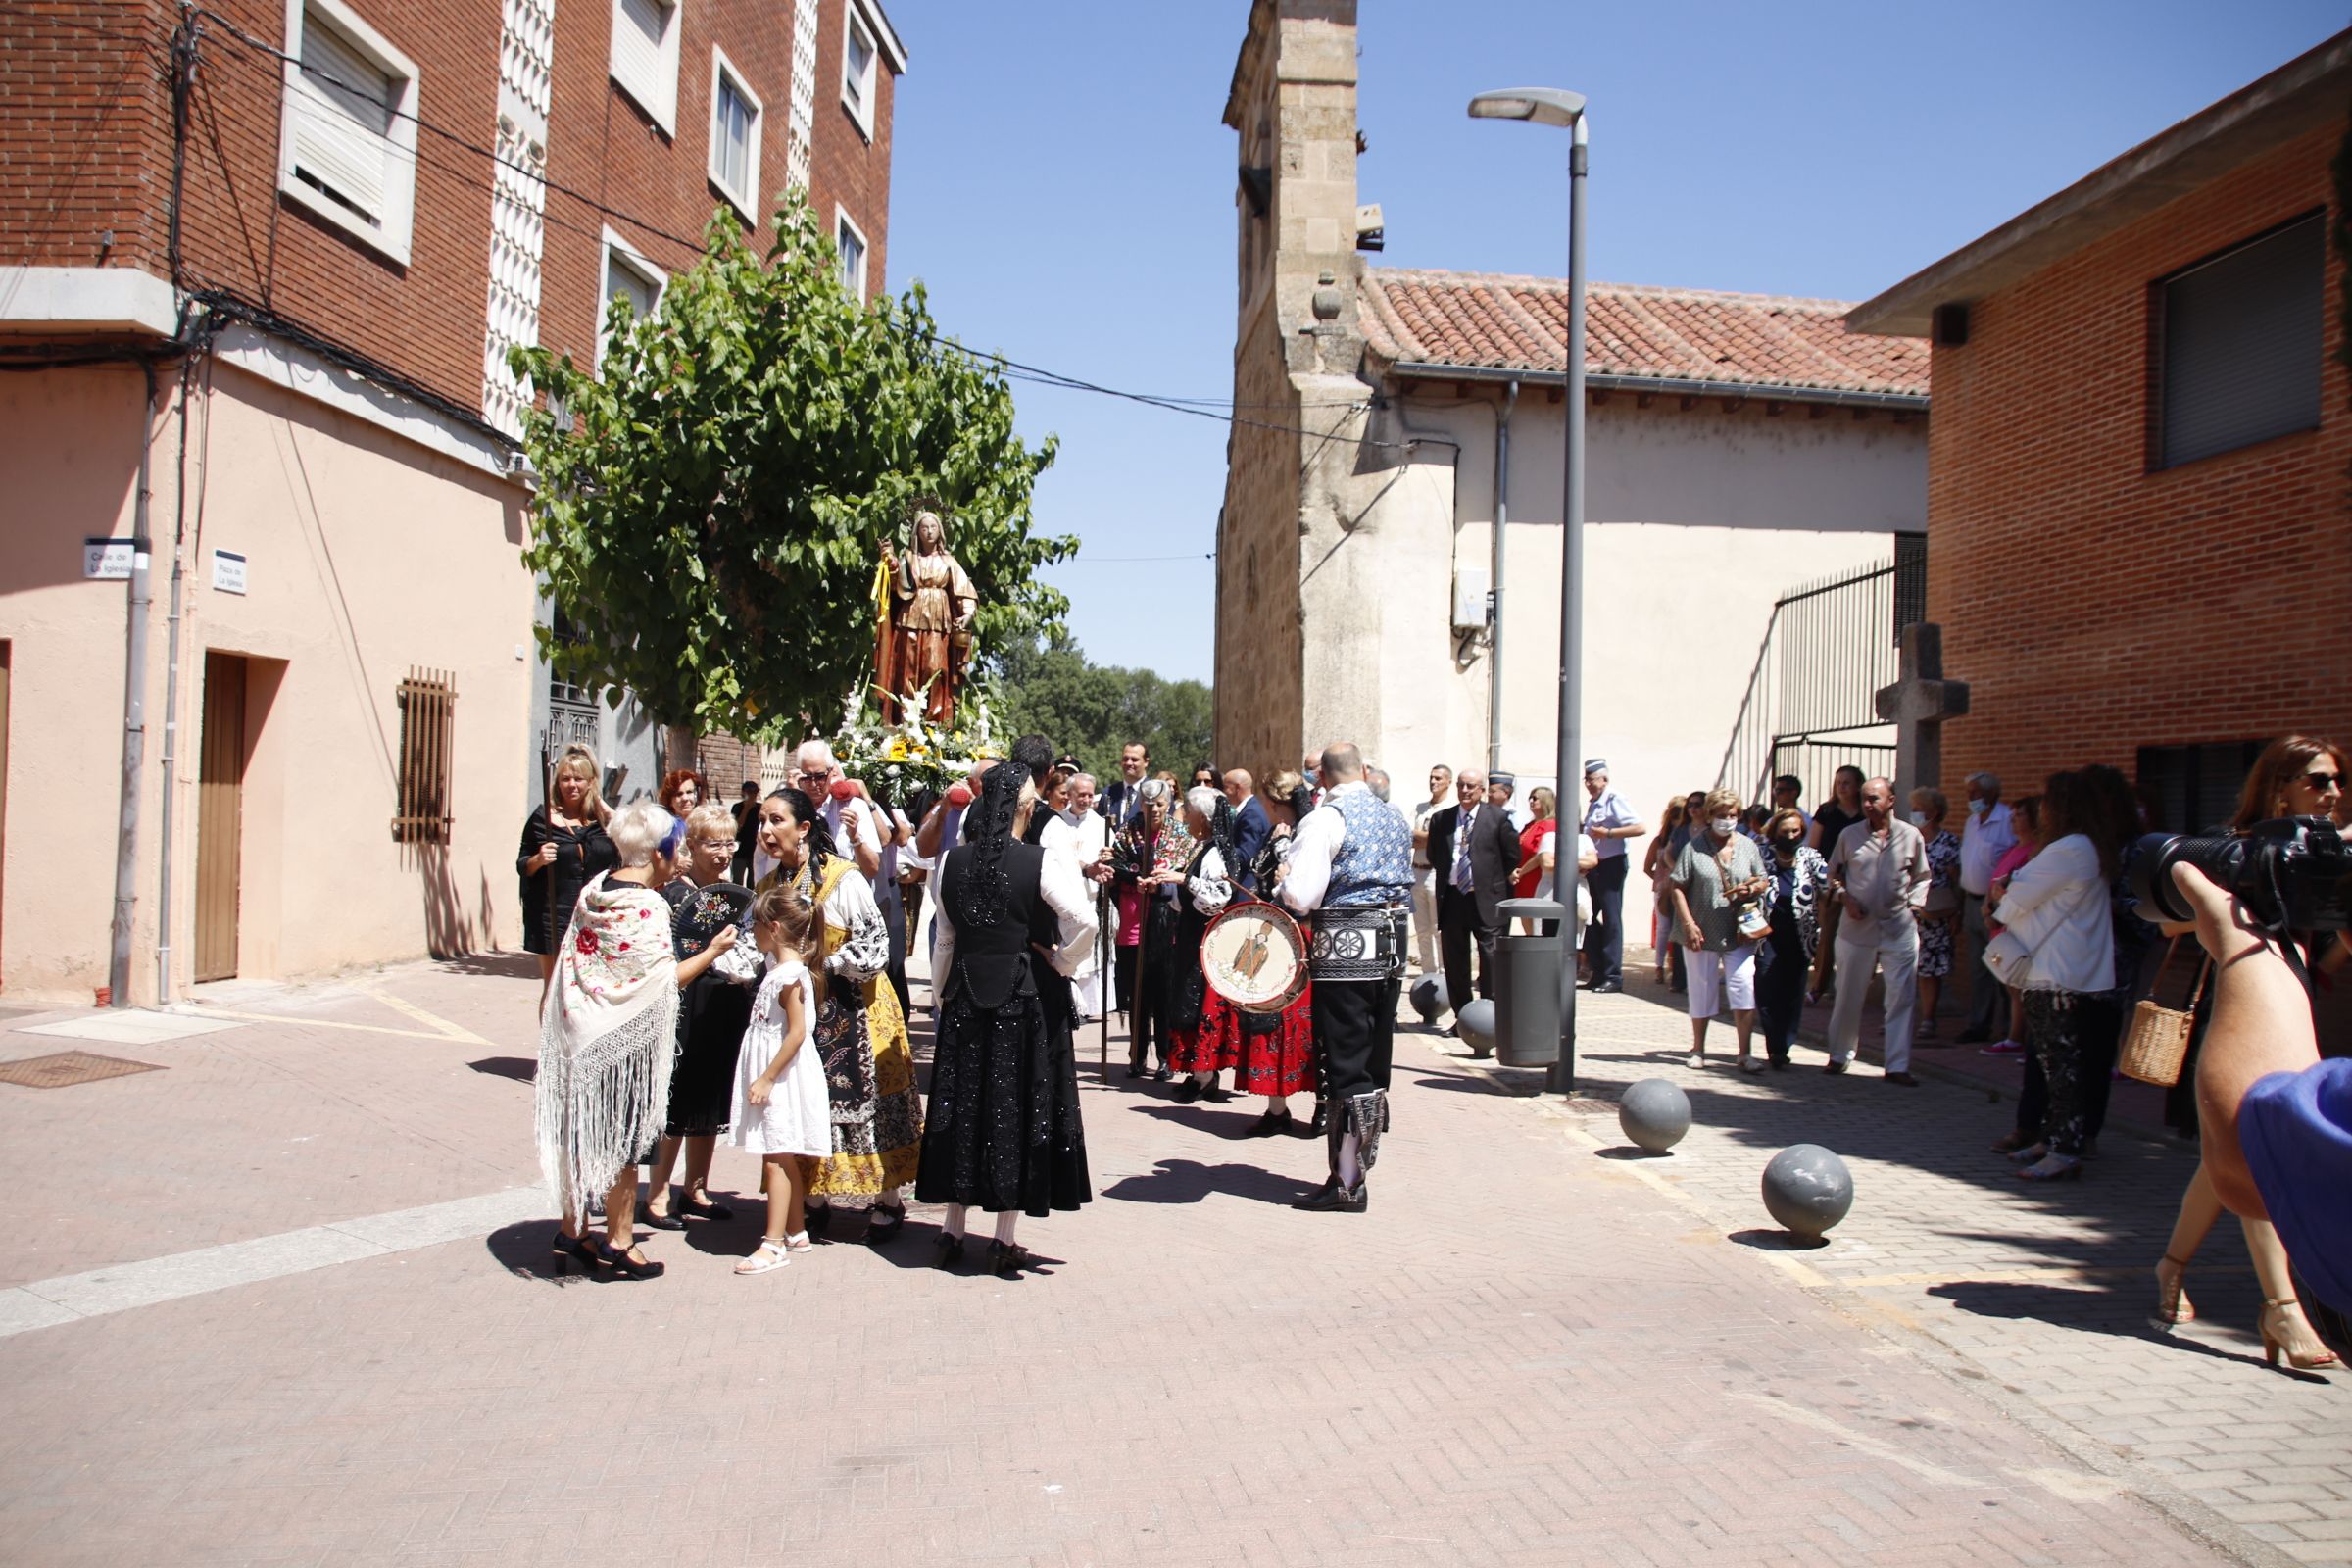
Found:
[83,538,137,580]
[211,550,248,595]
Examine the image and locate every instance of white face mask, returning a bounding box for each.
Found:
[1969,798,1988,815]
[1710,816,1738,837]
[1909,810,1930,827]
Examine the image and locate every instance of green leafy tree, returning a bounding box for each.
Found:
[992,632,1215,782]
[509,199,1073,753]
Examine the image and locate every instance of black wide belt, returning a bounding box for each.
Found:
[1309,905,1408,982]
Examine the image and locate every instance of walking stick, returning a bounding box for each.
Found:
[1097,878,1109,1070]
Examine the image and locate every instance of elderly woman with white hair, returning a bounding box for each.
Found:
[537,799,688,1280]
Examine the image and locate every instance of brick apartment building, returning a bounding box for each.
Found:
[0,0,905,1003]
[1847,31,2350,827]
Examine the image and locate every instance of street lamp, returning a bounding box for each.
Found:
[1469,85,1587,1094]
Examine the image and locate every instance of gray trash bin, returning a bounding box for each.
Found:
[1494,897,1565,1067]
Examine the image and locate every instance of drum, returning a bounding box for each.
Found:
[1200,900,1309,1015]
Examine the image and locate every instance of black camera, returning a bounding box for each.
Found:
[2129,815,2351,933]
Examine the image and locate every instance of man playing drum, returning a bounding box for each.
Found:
[1276,742,1413,1213]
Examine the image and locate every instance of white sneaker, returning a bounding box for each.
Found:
[1685,1052,1704,1070]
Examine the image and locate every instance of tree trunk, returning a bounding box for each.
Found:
[662,722,699,778]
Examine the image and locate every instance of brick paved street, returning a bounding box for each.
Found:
[0,946,2339,1565]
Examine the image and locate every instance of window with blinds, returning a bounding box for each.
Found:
[708,51,761,217]
[610,0,680,134]
[598,232,663,371]
[276,0,417,263]
[2155,212,2324,468]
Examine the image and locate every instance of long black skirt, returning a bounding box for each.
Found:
[663,973,750,1139]
[914,986,1091,1217]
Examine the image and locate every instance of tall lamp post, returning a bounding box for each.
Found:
[1469,86,1587,1093]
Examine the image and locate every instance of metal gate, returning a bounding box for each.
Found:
[1716,540,1923,805]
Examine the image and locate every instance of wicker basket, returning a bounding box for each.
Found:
[2119,938,2207,1088]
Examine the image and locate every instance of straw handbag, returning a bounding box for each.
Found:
[2120,938,2207,1088]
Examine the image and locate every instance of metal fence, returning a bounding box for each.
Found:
[1715,547,1921,805]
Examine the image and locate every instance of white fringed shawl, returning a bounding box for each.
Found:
[534,872,680,1220]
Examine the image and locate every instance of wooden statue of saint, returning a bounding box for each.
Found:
[878,509,977,725]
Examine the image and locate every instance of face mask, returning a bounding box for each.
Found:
[1709,816,1738,837]
[1908,810,1929,827]
[1773,833,1801,849]
[1969,799,1987,815]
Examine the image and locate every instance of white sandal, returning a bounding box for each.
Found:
[782,1231,813,1254]
[734,1238,793,1276]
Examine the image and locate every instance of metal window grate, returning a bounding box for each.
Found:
[2157,212,2325,467]
[394,668,457,844]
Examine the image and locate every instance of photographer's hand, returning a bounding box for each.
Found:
[2172,861,2321,1219]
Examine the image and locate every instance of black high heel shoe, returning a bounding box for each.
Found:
[990,1240,1034,1278]
[866,1203,906,1244]
[597,1241,665,1280]
[933,1231,964,1268]
[550,1231,600,1272]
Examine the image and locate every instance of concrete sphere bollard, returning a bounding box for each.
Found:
[1761,1144,1854,1244]
[1409,974,1445,1025]
[1454,998,1497,1056]
[1616,1078,1691,1153]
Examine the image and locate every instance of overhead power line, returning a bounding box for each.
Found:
[11,2,1446,457]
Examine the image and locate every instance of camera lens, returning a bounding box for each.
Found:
[2127,831,2248,923]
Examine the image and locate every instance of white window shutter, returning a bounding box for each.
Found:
[612,0,674,127]
[291,14,397,221]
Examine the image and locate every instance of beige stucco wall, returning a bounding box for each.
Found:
[1331,390,1928,945]
[0,361,534,1004]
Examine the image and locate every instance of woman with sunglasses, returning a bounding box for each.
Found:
[2149,736,2345,1372]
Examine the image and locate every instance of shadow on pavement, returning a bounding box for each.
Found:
[466,1055,536,1083]
[485,1219,595,1286]
[433,952,542,981]
[1727,1226,1825,1251]
[1101,1156,1316,1207]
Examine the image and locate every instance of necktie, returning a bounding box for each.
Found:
[1454,810,1476,893]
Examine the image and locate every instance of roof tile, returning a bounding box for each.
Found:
[1361,269,1929,398]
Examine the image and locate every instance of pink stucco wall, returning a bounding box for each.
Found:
[0,362,536,1004]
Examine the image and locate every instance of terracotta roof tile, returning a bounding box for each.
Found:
[1361,269,1929,399]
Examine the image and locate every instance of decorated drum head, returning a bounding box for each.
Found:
[1200,901,1308,1014]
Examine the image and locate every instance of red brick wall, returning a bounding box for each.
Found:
[542,0,792,367]
[1927,120,2352,805]
[5,0,898,413]
[0,2,173,277]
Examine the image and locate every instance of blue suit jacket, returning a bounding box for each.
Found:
[1229,795,1271,891]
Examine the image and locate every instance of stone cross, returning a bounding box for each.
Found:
[1875,622,1969,802]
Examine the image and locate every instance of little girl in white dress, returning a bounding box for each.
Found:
[728,887,828,1275]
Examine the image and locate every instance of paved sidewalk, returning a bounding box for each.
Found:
[0,955,2330,1564]
[1443,966,2348,1566]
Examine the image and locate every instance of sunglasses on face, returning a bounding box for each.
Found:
[2299,771,2346,791]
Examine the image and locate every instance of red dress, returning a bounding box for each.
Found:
[1514,819,1549,899]
[1172,978,1317,1096]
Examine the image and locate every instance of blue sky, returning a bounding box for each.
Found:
[882,1,2346,684]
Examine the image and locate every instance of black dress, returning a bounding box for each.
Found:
[516,808,618,955]
[914,840,1091,1216]
[661,879,755,1139]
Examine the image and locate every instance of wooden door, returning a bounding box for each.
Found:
[194,652,247,983]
